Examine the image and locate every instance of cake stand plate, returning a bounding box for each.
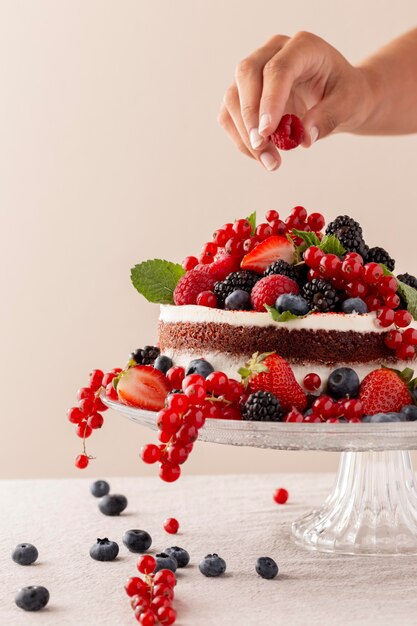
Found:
[103,395,417,556]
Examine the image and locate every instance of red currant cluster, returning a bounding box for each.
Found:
[68,367,121,469]
[286,395,364,423]
[182,206,325,270]
[140,369,243,482]
[125,557,177,625]
[304,248,417,359]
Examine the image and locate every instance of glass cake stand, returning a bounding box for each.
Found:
[103,395,417,556]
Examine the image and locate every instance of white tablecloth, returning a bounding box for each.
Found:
[1,473,416,625]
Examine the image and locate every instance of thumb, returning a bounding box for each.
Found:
[301,91,346,147]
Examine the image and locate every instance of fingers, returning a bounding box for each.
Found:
[258,31,325,138]
[222,84,281,171]
[217,104,254,159]
[234,35,289,150]
[301,79,355,145]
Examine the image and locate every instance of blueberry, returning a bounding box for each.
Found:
[122,529,152,553]
[185,358,215,378]
[225,289,251,311]
[199,553,226,577]
[363,412,403,423]
[275,293,309,316]
[90,480,110,498]
[401,404,417,421]
[12,543,38,566]
[98,494,128,516]
[15,586,49,611]
[256,556,278,580]
[154,355,173,374]
[89,538,119,561]
[341,297,368,314]
[326,367,360,399]
[165,546,190,568]
[154,552,177,573]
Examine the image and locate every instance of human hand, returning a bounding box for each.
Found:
[218,31,376,171]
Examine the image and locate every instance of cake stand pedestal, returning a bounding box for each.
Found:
[103,395,417,556]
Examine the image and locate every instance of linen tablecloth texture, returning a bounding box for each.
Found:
[1,473,417,626]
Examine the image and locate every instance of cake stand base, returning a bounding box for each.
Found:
[292,450,417,555]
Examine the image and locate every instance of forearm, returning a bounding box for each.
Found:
[356,28,417,135]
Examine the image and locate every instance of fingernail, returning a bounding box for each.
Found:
[259,113,271,134]
[310,126,319,143]
[249,128,263,150]
[260,152,278,171]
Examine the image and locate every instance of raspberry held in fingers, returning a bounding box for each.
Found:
[271,114,304,150]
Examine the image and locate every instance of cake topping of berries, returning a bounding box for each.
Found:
[325,215,368,257]
[251,274,299,312]
[131,345,160,365]
[173,270,217,306]
[264,259,299,283]
[241,235,295,273]
[366,246,395,271]
[239,352,307,411]
[359,368,413,415]
[242,390,283,421]
[302,278,340,312]
[214,270,260,305]
[271,114,304,150]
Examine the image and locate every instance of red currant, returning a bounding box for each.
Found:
[163,517,179,534]
[182,374,206,391]
[183,406,205,429]
[157,606,177,625]
[394,309,412,328]
[77,387,94,401]
[176,424,198,444]
[377,275,398,295]
[141,443,161,464]
[137,554,156,575]
[89,369,104,390]
[291,205,307,221]
[342,399,364,420]
[87,412,104,429]
[204,403,222,419]
[158,430,171,444]
[403,328,417,346]
[221,223,234,238]
[384,293,400,309]
[365,294,382,312]
[307,268,320,281]
[154,569,177,588]
[303,373,321,391]
[167,444,189,465]
[102,372,116,387]
[167,393,189,413]
[159,463,181,483]
[304,246,324,268]
[384,330,403,349]
[273,488,289,504]
[341,258,362,279]
[76,422,92,438]
[221,406,242,420]
[307,212,325,232]
[125,577,148,597]
[344,253,363,265]
[269,219,287,235]
[265,210,279,223]
[105,382,118,400]
[255,223,272,240]
[242,238,257,253]
[233,219,251,239]
[285,408,304,422]
[225,237,243,256]
[206,371,229,395]
[67,406,84,424]
[166,366,185,388]
[362,262,383,285]
[224,378,244,402]
[157,409,181,434]
[198,252,213,265]
[74,454,89,469]
[79,396,94,415]
[196,291,217,308]
[138,610,156,626]
[212,229,228,247]
[312,395,333,419]
[346,281,368,298]
[396,344,416,360]
[319,254,341,278]
[182,256,198,271]
[376,307,395,328]
[184,383,206,404]
[202,241,218,256]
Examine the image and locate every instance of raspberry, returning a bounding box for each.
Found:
[271,114,304,150]
[250,275,299,312]
[173,270,216,305]
[194,252,241,280]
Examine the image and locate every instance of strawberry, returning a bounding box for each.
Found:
[271,114,304,150]
[251,275,299,312]
[194,251,241,280]
[173,270,216,305]
[117,365,170,411]
[239,352,307,412]
[241,235,294,273]
[359,368,412,415]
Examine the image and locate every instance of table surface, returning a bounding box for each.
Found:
[2,473,417,626]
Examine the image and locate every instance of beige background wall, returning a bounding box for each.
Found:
[1,0,417,479]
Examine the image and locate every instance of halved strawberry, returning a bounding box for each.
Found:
[117,365,170,411]
[241,236,294,272]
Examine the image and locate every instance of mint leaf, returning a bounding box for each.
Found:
[131,259,185,304]
[292,229,321,248]
[380,264,417,320]
[319,235,346,255]
[246,211,257,236]
[265,304,308,322]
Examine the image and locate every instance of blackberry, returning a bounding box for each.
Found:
[325,215,368,257]
[264,260,298,282]
[242,390,283,422]
[130,345,160,365]
[302,279,340,312]
[397,272,417,290]
[366,246,395,271]
[214,271,260,304]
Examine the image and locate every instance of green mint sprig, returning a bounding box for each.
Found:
[130,259,185,304]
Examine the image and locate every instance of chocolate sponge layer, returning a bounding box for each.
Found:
[158,320,408,365]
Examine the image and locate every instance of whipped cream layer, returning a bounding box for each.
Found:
[160,305,417,333]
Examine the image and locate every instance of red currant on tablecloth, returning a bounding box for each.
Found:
[273,488,289,504]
